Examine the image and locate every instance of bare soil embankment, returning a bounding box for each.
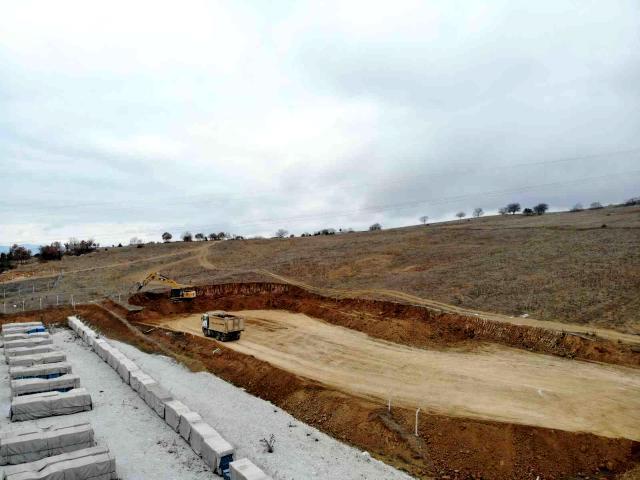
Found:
[3,304,640,479]
[130,282,640,368]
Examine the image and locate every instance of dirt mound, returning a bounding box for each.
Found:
[129,282,640,368]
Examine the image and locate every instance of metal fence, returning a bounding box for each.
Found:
[1,290,127,314]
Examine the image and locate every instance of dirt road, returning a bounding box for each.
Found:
[156,309,640,441]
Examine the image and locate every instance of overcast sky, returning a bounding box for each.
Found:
[1,0,639,245]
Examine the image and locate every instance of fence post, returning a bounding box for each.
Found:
[415,408,421,436]
[22,300,25,311]
[39,297,42,310]
[56,295,59,306]
[71,294,75,310]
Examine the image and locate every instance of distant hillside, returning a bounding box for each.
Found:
[1,205,639,333]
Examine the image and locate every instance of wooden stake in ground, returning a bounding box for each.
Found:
[415,408,420,437]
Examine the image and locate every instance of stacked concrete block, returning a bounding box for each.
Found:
[0,422,94,466]
[144,383,173,418]
[189,422,220,456]
[178,411,203,443]
[230,458,274,480]
[116,357,140,385]
[2,322,43,333]
[129,370,154,393]
[10,388,93,422]
[1,446,116,480]
[9,362,72,380]
[10,374,81,398]
[2,322,113,477]
[202,434,235,476]
[3,337,53,350]
[4,345,57,359]
[136,376,158,406]
[3,332,50,342]
[164,400,190,431]
[7,352,66,368]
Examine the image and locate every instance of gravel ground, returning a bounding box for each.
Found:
[112,339,415,480]
[0,328,211,480]
[1,328,414,479]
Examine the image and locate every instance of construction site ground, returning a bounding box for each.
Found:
[153,309,640,441]
[3,303,640,479]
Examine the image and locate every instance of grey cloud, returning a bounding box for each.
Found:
[1,1,640,243]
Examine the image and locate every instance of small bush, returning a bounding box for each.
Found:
[533,203,549,215]
[39,242,64,261]
[260,434,276,453]
[65,238,98,256]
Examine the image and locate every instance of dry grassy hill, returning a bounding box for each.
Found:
[2,205,639,333]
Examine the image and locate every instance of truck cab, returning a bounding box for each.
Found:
[201,311,244,341]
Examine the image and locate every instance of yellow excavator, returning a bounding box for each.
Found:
[135,272,197,301]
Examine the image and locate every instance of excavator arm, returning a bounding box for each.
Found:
[136,272,185,291]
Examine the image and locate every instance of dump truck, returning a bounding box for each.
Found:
[201,311,244,341]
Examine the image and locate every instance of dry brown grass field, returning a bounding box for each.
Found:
[2,204,639,334]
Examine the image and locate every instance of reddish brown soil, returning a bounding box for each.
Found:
[129,282,640,368]
[3,304,639,479]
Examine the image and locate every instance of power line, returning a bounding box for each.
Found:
[3,147,639,212]
[11,168,638,245]
[186,169,640,229]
